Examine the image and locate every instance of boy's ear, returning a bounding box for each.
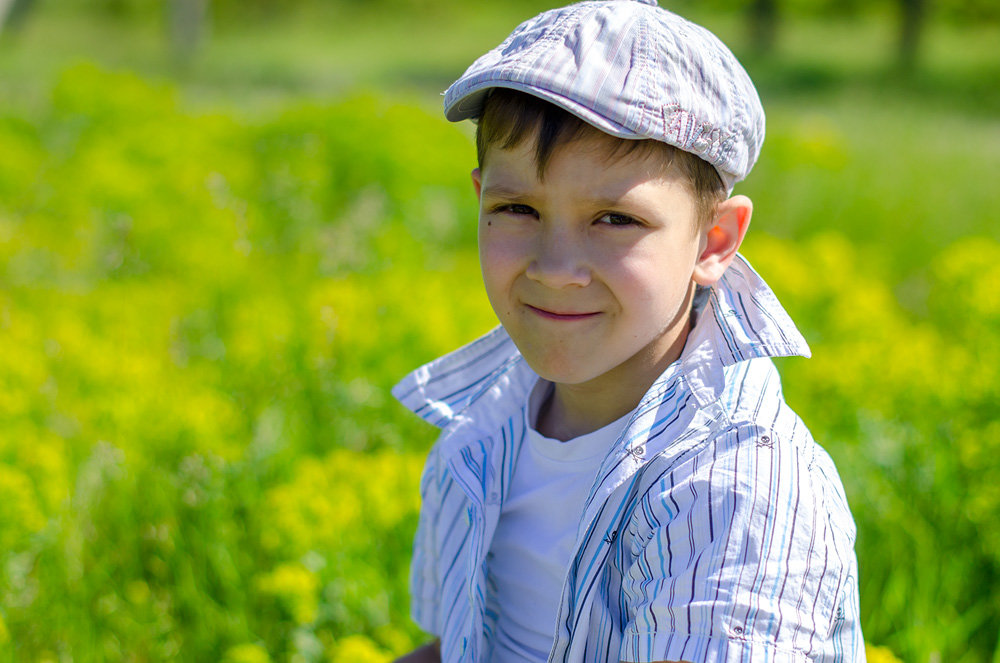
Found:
[471,168,482,200]
[692,195,752,286]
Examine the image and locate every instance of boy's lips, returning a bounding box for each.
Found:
[525,304,601,321]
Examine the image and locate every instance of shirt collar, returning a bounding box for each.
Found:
[392,253,809,428]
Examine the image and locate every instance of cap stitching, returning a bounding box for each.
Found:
[635,9,650,133]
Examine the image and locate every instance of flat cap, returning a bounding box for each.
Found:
[444,0,765,193]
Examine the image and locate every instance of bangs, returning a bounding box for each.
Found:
[475,88,669,180]
[474,88,726,222]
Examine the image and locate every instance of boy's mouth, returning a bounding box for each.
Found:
[525,304,601,321]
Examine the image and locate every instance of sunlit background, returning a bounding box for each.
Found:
[0,0,998,661]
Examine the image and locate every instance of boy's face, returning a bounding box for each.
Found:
[473,134,713,393]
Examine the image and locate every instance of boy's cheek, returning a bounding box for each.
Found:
[477,215,511,256]
[479,246,526,320]
[479,232,529,274]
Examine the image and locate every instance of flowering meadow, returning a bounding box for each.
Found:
[0,58,998,662]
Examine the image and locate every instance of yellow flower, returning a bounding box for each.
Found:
[327,635,390,663]
[262,449,423,558]
[125,580,150,606]
[0,466,46,551]
[223,643,272,663]
[865,643,904,663]
[256,563,320,625]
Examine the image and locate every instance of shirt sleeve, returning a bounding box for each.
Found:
[618,425,863,663]
[410,445,443,635]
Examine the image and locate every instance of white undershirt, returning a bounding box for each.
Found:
[486,380,632,663]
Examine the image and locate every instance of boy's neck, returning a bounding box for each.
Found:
[535,315,693,442]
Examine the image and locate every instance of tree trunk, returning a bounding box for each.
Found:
[749,0,779,56]
[899,0,926,70]
[168,0,208,63]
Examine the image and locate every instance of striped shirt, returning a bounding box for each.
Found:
[393,254,864,663]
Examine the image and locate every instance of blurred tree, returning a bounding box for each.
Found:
[168,0,207,62]
[940,0,1000,22]
[0,0,32,35]
[898,0,926,69]
[749,0,778,55]
[0,0,12,30]
[749,0,779,55]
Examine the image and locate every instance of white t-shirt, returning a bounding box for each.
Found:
[486,380,632,663]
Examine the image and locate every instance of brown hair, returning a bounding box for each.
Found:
[475,88,727,225]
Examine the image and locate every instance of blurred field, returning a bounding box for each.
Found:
[1,2,999,662]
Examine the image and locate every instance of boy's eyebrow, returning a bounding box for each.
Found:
[481,183,639,209]
[479,184,531,199]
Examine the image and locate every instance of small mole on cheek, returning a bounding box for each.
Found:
[487,221,492,226]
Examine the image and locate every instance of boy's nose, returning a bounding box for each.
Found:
[525,228,591,289]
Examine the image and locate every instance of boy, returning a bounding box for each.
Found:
[392,1,863,661]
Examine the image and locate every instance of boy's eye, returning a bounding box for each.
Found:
[596,212,640,227]
[497,204,538,217]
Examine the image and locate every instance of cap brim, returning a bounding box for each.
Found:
[445,81,642,140]
[445,80,739,193]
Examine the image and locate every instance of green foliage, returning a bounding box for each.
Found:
[751,234,1000,660]
[1,60,998,662]
[0,63,492,661]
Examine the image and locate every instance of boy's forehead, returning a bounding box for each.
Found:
[481,135,691,202]
[482,128,683,186]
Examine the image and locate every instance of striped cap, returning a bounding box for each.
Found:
[444,0,765,193]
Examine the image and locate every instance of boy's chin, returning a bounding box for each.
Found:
[520,355,608,388]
